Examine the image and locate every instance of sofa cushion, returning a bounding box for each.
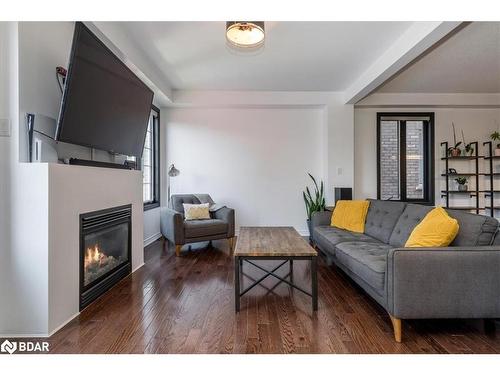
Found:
[389,204,433,247]
[446,209,499,246]
[184,219,228,238]
[335,241,393,293]
[364,199,406,243]
[313,226,380,256]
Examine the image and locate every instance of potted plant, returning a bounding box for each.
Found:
[490,131,500,156]
[447,122,462,157]
[303,173,326,242]
[461,130,474,156]
[455,176,468,192]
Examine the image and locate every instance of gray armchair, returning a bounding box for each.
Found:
[160,194,235,256]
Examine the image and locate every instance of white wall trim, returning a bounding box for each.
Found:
[235,228,310,237]
[132,262,145,274]
[170,90,341,107]
[356,93,500,107]
[144,232,162,247]
[48,312,80,337]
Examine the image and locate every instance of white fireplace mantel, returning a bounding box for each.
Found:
[3,163,144,337]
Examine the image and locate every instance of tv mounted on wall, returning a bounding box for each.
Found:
[56,22,154,159]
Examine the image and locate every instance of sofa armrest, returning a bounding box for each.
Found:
[311,211,332,228]
[386,246,500,319]
[160,207,185,245]
[214,207,235,237]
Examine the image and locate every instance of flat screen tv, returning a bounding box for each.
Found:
[56,22,154,158]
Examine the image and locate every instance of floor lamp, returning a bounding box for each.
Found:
[167,164,180,204]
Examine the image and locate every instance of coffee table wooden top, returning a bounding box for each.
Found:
[234,226,317,257]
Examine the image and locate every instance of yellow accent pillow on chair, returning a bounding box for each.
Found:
[330,200,370,233]
[405,207,459,247]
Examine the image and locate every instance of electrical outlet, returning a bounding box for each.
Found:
[337,167,343,175]
[0,118,11,137]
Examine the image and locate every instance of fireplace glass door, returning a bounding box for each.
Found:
[83,222,129,288]
[80,204,132,310]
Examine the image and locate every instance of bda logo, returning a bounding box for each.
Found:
[1,340,17,354]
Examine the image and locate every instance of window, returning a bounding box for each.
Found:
[142,106,160,210]
[377,113,434,205]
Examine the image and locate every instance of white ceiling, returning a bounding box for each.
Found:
[115,21,412,91]
[377,22,500,93]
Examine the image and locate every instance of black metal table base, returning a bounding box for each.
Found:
[234,255,318,312]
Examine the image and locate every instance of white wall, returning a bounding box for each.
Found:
[0,22,50,336]
[143,208,161,246]
[165,107,325,235]
[354,105,500,209]
[18,22,74,162]
[0,23,14,332]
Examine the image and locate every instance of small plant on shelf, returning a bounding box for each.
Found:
[461,130,474,156]
[455,176,468,192]
[490,131,500,156]
[447,122,462,157]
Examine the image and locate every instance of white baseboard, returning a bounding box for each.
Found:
[235,228,310,237]
[132,262,145,273]
[144,232,162,247]
[48,312,80,337]
[0,311,81,338]
[0,333,52,338]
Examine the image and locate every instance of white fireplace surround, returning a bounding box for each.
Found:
[4,163,144,337]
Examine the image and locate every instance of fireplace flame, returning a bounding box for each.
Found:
[84,244,107,269]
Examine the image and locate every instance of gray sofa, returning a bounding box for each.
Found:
[161,194,235,256]
[311,199,500,342]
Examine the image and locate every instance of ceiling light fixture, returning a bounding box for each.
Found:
[226,21,265,49]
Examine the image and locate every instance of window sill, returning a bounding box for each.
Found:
[144,202,160,212]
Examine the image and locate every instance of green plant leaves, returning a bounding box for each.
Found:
[303,173,326,220]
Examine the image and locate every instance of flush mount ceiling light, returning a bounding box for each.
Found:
[226,21,265,49]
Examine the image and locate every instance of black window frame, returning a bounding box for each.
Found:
[142,105,161,211]
[377,112,435,205]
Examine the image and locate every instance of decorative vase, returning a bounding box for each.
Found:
[451,148,461,157]
[494,148,500,156]
[307,219,313,244]
[458,184,468,192]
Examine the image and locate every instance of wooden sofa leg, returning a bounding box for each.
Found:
[389,315,402,342]
[175,245,182,257]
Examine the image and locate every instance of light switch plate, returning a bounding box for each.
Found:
[0,118,11,137]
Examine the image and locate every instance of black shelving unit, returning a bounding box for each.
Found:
[482,141,499,217]
[440,141,481,214]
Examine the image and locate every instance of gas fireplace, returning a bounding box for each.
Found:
[80,204,132,310]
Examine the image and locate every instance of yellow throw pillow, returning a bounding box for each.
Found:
[405,207,459,248]
[330,200,370,233]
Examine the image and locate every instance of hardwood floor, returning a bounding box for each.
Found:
[46,238,500,354]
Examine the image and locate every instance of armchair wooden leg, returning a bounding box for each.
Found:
[175,245,182,257]
[389,314,402,343]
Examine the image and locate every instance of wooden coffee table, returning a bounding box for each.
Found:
[233,226,318,312]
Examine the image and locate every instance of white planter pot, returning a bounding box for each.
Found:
[494,148,500,156]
